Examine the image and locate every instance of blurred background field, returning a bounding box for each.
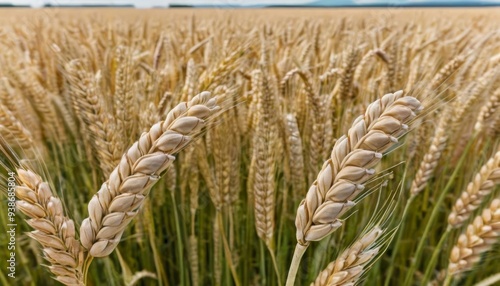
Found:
[0,7,499,20]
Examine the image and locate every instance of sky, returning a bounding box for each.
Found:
[2,0,500,7]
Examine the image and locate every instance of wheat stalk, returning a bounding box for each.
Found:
[80,91,220,258]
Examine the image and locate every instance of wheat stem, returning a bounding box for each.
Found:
[443,274,453,286]
[267,244,282,286]
[422,228,451,285]
[285,243,308,286]
[171,191,186,286]
[474,273,500,286]
[383,193,415,286]
[217,211,242,286]
[83,255,93,285]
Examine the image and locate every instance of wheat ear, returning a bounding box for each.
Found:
[286,91,422,286]
[448,150,500,228]
[447,198,500,279]
[15,169,84,286]
[310,227,383,286]
[247,67,279,249]
[474,87,500,133]
[0,105,36,151]
[80,91,220,258]
[337,49,359,101]
[285,113,306,203]
[296,90,421,245]
[253,73,278,248]
[410,113,449,196]
[429,54,465,91]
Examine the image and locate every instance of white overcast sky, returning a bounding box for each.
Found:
[3,0,500,7]
[4,0,311,6]
[2,0,316,7]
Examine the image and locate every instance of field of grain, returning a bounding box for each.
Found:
[0,7,499,286]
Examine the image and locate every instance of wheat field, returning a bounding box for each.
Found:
[0,7,499,286]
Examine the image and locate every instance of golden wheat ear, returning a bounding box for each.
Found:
[448,150,500,228]
[15,169,84,286]
[286,90,423,286]
[311,226,383,286]
[446,198,500,284]
[474,87,500,134]
[295,90,422,246]
[80,91,221,258]
[311,170,402,286]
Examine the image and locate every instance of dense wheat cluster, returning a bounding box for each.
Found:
[0,8,499,286]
